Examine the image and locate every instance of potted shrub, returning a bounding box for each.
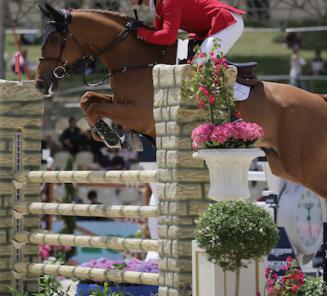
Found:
[195,200,279,296]
[183,39,265,201]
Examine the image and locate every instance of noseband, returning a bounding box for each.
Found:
[40,10,166,86]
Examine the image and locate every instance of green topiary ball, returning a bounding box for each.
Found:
[195,200,279,272]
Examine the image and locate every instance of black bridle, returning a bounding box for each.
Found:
[40,10,166,87]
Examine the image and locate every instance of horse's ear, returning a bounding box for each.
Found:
[45,2,65,23]
[38,5,50,18]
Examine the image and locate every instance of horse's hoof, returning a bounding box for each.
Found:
[95,119,124,147]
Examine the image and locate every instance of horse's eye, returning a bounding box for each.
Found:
[49,35,60,45]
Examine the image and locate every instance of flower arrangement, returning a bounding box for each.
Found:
[192,121,264,149]
[183,39,263,149]
[264,257,305,295]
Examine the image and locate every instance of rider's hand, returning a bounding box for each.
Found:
[125,20,143,36]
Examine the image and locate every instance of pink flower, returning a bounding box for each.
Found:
[267,287,274,295]
[199,86,209,97]
[290,284,299,293]
[209,94,216,105]
[198,52,206,58]
[232,121,264,141]
[210,122,233,144]
[39,244,51,260]
[191,123,215,149]
[198,100,206,109]
[234,111,242,119]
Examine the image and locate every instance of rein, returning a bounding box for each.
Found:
[41,12,167,87]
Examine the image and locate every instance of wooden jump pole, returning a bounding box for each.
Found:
[14,202,158,218]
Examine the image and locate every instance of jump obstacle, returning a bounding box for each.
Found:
[0,64,211,296]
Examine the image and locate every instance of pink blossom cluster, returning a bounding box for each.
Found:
[191,123,215,149]
[191,121,264,149]
[39,244,72,260]
[264,257,305,295]
[39,244,51,260]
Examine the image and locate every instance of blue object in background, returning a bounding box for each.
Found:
[77,283,158,296]
[268,227,298,276]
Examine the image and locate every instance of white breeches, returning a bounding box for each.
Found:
[200,12,244,57]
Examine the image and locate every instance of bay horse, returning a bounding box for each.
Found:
[35,4,327,199]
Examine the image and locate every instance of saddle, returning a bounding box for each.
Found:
[227,61,258,86]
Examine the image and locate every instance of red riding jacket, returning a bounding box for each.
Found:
[137,0,246,45]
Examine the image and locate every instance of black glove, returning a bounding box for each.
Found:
[125,20,143,36]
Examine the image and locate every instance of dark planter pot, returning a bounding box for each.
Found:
[77,282,158,296]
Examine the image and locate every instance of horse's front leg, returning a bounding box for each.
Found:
[79,91,115,141]
[80,91,113,114]
[81,91,155,137]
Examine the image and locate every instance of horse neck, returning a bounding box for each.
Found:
[70,10,164,70]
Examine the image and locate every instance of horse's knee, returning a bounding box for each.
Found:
[80,91,97,110]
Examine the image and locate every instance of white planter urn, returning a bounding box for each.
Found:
[193,148,264,201]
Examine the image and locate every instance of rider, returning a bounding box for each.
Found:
[128,0,246,58]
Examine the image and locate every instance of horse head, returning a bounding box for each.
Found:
[36,3,77,95]
[36,3,133,96]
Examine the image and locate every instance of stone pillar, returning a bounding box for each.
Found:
[153,65,210,296]
[0,81,44,295]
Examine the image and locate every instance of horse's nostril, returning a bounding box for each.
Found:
[35,79,45,91]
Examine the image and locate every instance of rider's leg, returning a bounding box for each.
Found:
[199,13,248,101]
[200,12,244,57]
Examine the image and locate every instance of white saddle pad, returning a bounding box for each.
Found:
[234,82,251,101]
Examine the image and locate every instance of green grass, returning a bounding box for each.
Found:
[229,31,327,76]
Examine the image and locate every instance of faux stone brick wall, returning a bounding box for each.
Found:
[0,81,43,295]
[153,65,210,296]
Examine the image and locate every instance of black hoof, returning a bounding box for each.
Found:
[95,119,125,147]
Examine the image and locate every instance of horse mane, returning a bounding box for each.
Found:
[75,9,133,25]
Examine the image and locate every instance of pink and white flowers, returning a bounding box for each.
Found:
[192,121,264,149]
[264,257,305,296]
[184,38,264,150]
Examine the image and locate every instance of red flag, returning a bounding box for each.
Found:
[15,52,22,82]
